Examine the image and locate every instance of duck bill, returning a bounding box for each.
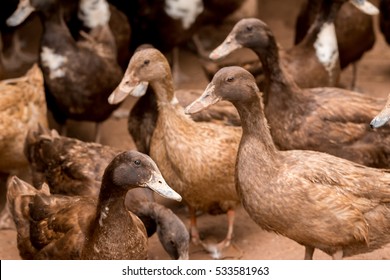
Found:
[209,34,242,60]
[370,114,390,128]
[108,74,148,104]
[147,171,182,202]
[6,0,35,27]
[350,0,379,15]
[184,83,221,114]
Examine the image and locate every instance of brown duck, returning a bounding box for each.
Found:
[109,47,242,258]
[210,17,390,168]
[185,66,390,260]
[7,150,181,259]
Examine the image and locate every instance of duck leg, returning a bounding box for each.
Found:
[94,122,102,143]
[331,250,343,260]
[350,62,358,91]
[188,206,201,245]
[304,246,314,260]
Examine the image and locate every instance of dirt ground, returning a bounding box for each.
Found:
[1,0,390,260]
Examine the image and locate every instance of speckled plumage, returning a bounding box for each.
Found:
[7,151,180,259]
[0,64,48,172]
[186,66,390,259]
[211,18,390,168]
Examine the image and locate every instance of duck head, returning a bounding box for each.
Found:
[209,18,273,60]
[6,0,59,26]
[185,66,259,114]
[108,47,171,104]
[102,150,182,201]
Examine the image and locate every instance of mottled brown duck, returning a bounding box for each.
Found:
[7,151,181,259]
[185,66,390,260]
[0,64,48,229]
[109,47,242,259]
[210,17,390,168]
[24,125,189,259]
[294,0,378,89]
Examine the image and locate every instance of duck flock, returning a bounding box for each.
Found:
[0,0,390,260]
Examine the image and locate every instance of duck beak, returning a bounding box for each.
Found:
[184,83,221,114]
[147,171,182,202]
[6,0,35,27]
[350,0,379,15]
[370,94,390,128]
[108,72,148,104]
[209,33,242,60]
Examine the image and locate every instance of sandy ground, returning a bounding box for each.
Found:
[1,0,390,260]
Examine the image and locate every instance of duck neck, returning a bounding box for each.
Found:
[233,93,277,157]
[301,0,342,45]
[39,4,75,49]
[150,74,179,109]
[253,38,300,106]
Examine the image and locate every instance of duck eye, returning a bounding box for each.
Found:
[246,25,253,32]
[144,59,150,65]
[226,77,234,82]
[134,160,141,166]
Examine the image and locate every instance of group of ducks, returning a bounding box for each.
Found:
[1,0,390,260]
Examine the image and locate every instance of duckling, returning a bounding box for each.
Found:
[294,0,378,89]
[7,150,181,259]
[370,94,390,129]
[185,66,390,260]
[24,125,189,259]
[6,0,123,142]
[380,0,390,44]
[209,17,390,168]
[109,47,242,259]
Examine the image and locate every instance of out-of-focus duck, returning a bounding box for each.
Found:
[185,66,390,260]
[0,63,48,229]
[380,0,390,44]
[294,0,378,89]
[209,17,390,168]
[24,125,189,259]
[8,151,181,259]
[6,0,123,142]
[109,47,242,259]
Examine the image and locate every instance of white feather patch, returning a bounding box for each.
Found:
[164,0,204,29]
[40,47,68,79]
[314,22,339,82]
[78,0,110,28]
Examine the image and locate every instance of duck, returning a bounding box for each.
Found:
[6,0,123,142]
[116,44,240,155]
[185,66,390,260]
[0,63,48,230]
[380,0,390,44]
[209,17,390,168]
[294,0,378,89]
[23,125,189,259]
[370,94,390,129]
[7,150,182,260]
[108,47,242,259]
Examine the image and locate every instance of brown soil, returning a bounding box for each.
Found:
[1,0,390,260]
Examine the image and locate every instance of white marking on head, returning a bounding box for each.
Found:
[78,0,110,28]
[40,47,68,79]
[314,22,339,84]
[164,0,204,29]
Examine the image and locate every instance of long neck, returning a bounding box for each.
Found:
[150,73,175,105]
[39,5,76,49]
[301,0,342,45]
[253,38,300,105]
[233,93,277,157]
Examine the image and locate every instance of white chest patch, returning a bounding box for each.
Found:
[98,206,109,227]
[314,22,339,82]
[78,0,110,28]
[164,0,204,29]
[40,47,68,79]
